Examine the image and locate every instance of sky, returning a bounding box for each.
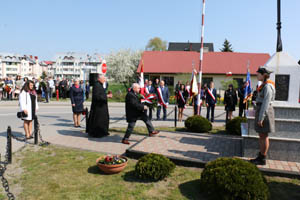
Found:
[0,0,299,61]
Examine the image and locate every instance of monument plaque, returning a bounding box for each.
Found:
[275,74,289,101]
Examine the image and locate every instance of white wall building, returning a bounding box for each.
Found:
[53,52,102,80]
[0,53,41,79]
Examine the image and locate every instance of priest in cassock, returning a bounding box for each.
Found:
[88,74,112,137]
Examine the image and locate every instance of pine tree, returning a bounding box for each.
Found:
[220,39,233,52]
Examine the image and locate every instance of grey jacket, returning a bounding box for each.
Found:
[256,83,275,121]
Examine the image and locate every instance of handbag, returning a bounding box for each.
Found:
[17,111,28,118]
[17,92,28,119]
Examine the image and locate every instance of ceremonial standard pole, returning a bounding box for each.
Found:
[276,0,283,52]
[197,0,206,115]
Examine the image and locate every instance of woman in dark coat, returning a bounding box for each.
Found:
[176,84,188,121]
[224,84,237,121]
[88,75,112,137]
[70,79,84,127]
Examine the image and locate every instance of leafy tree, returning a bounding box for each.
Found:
[220,39,233,52]
[106,49,142,89]
[40,71,47,80]
[220,79,239,90]
[146,37,167,51]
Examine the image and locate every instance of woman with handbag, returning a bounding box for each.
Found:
[19,80,39,139]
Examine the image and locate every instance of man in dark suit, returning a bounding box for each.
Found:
[122,83,159,144]
[146,80,156,120]
[205,81,217,122]
[156,80,170,120]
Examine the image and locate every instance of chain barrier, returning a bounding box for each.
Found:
[0,131,15,200]
[34,117,50,147]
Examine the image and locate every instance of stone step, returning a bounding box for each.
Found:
[273,106,300,120]
[243,136,300,162]
[248,117,300,139]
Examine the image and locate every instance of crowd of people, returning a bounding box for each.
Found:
[0,75,91,102]
[13,66,275,165]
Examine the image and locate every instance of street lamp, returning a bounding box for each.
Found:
[276,0,283,52]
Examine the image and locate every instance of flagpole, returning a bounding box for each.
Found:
[197,0,206,115]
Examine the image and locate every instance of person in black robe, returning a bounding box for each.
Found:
[88,74,112,137]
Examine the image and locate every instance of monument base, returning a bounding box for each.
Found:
[243,136,300,162]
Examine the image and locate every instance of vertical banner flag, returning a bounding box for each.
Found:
[197,0,206,115]
[139,60,145,95]
[190,68,198,96]
[244,61,252,103]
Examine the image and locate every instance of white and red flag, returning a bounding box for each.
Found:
[190,69,198,97]
[139,60,146,95]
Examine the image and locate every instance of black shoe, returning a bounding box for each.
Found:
[250,152,266,165]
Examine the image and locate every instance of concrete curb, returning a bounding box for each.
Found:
[125,140,300,179]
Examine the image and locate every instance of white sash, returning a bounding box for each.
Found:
[207,88,216,101]
[157,87,168,108]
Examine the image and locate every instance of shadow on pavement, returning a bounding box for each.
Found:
[39,115,60,118]
[168,149,219,162]
[56,118,73,123]
[178,136,242,157]
[88,134,124,143]
[57,129,88,138]
[51,123,74,127]
[0,130,24,138]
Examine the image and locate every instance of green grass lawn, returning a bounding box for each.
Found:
[0,145,299,200]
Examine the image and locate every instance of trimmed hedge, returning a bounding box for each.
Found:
[226,116,247,135]
[201,157,269,200]
[185,115,212,133]
[135,153,175,181]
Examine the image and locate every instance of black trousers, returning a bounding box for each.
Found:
[206,104,215,122]
[86,92,89,99]
[146,108,153,120]
[123,115,154,140]
[157,105,167,120]
[239,102,246,117]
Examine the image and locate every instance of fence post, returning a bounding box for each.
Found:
[7,126,12,164]
[34,117,38,145]
[85,107,89,133]
[174,106,177,128]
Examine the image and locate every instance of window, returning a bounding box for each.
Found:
[162,76,174,87]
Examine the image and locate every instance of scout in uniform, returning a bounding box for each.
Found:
[250,67,275,165]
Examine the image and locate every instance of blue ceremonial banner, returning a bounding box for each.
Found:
[243,68,252,103]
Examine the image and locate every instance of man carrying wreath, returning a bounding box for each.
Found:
[122,83,159,145]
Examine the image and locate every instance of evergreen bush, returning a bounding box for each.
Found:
[185,115,212,133]
[135,153,175,181]
[226,116,247,135]
[200,157,269,200]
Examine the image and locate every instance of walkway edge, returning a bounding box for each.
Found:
[125,148,300,179]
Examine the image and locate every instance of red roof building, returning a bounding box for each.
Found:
[137,51,270,75]
[137,51,270,90]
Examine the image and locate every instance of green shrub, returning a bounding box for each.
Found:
[185,115,212,133]
[226,117,247,135]
[135,153,175,181]
[201,157,269,200]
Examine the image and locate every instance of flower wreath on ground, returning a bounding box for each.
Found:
[138,93,158,110]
